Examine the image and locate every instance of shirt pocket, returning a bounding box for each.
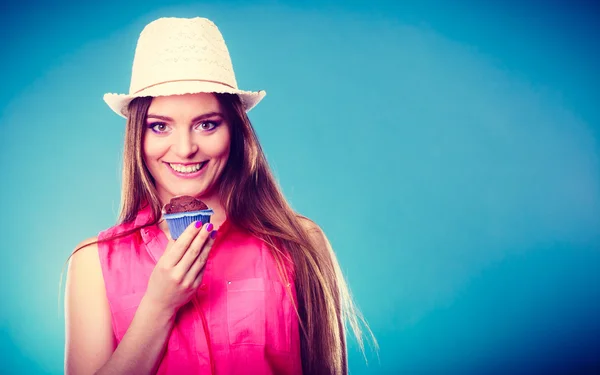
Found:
[226,278,292,352]
[112,292,180,351]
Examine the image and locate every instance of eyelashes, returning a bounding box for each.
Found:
[147,122,168,133]
[197,119,222,131]
[146,120,222,134]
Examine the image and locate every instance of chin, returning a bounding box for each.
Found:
[169,191,203,198]
[168,186,210,198]
[161,181,217,200]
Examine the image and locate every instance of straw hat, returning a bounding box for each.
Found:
[103,17,266,118]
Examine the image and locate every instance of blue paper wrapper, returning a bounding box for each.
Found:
[163,209,214,240]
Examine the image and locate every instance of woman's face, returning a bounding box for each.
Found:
[143,93,231,204]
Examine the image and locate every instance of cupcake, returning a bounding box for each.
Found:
[162,195,214,240]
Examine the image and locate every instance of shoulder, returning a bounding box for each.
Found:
[297,215,320,233]
[99,219,139,240]
[296,215,332,252]
[66,237,106,308]
[68,237,101,276]
[66,236,109,304]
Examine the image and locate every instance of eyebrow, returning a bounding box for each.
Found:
[146,112,224,122]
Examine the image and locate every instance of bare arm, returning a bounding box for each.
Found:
[64,237,175,375]
[94,296,176,375]
[65,222,217,375]
[64,237,115,374]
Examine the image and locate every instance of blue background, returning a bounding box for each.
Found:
[1,0,599,374]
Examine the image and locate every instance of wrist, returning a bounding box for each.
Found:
[138,295,177,326]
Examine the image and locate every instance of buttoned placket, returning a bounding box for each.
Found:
[141,223,216,374]
[140,217,232,375]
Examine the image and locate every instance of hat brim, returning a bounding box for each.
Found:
[103,80,266,119]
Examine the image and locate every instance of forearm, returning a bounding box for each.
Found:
[95,297,176,375]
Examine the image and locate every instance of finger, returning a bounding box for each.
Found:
[176,223,214,275]
[191,267,205,290]
[182,230,217,286]
[161,221,204,268]
[188,236,215,289]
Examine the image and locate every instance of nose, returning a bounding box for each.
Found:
[172,130,198,158]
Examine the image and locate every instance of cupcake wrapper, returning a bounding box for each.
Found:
[163,209,214,240]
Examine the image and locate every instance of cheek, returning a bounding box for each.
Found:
[203,131,230,158]
[142,135,164,162]
[142,140,164,178]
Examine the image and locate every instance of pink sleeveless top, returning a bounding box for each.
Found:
[97,205,303,375]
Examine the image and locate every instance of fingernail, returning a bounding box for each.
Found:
[206,223,214,232]
[195,221,203,229]
[210,230,218,239]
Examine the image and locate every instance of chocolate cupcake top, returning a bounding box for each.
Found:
[162,195,209,214]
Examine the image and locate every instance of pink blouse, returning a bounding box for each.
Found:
[97,205,303,374]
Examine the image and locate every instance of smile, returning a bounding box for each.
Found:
[167,162,207,174]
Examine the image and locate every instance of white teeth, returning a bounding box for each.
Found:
[169,162,203,173]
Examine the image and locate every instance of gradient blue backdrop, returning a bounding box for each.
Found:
[1,0,599,374]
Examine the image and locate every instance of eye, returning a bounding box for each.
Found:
[147,122,170,133]
[196,120,221,132]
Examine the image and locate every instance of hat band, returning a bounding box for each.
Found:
[133,79,237,95]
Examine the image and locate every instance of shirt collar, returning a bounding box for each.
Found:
[133,203,168,263]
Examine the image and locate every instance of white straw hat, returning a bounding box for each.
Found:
[103,17,266,118]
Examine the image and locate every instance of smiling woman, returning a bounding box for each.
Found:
[142,94,231,221]
[63,16,375,375]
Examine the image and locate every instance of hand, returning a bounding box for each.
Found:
[144,221,216,316]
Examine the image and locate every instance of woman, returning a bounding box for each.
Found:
[64,17,373,375]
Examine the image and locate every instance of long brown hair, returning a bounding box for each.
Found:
[65,93,376,374]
